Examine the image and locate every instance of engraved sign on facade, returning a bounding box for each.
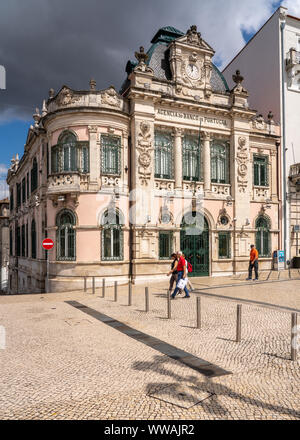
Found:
[156,108,229,127]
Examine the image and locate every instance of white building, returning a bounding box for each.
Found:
[223,6,300,266]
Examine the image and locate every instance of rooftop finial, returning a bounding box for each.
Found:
[89,78,96,91]
[134,46,148,65]
[49,88,55,99]
[42,100,47,117]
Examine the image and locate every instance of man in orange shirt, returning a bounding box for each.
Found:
[246,244,259,281]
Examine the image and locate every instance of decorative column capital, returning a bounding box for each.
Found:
[174,127,183,137]
[88,125,98,134]
[201,131,211,141]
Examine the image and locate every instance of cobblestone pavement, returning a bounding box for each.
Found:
[0,274,300,420]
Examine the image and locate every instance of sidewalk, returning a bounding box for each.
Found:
[0,275,299,420]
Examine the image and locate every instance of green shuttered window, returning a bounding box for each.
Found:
[183,135,201,181]
[211,141,229,184]
[51,131,89,174]
[155,132,173,179]
[56,210,76,261]
[255,216,270,257]
[101,135,121,175]
[159,232,173,259]
[101,210,123,261]
[31,158,38,192]
[31,219,36,259]
[218,232,231,259]
[254,155,268,186]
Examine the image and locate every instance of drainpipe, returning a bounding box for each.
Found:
[280,17,287,266]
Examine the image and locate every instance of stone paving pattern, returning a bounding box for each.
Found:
[0,271,299,420]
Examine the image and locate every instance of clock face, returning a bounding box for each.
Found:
[186,63,199,79]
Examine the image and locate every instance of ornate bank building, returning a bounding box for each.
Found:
[7,26,281,293]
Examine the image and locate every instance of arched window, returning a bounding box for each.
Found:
[101,210,123,261]
[56,210,76,261]
[51,131,89,174]
[255,216,270,257]
[31,219,36,259]
[60,131,77,172]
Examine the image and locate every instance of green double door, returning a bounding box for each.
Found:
[180,215,209,277]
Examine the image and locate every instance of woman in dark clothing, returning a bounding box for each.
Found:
[167,253,178,295]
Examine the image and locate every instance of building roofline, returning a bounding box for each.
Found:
[222,6,282,73]
[287,14,300,22]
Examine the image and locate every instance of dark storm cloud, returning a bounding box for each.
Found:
[0,0,188,121]
[0,0,276,122]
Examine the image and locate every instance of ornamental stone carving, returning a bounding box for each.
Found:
[236,136,249,193]
[186,25,203,47]
[137,121,153,185]
[101,86,121,108]
[56,87,81,106]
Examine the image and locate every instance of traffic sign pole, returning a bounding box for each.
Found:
[42,239,54,293]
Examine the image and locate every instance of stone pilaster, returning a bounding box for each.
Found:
[88,125,99,189]
[270,150,277,200]
[202,131,211,192]
[174,127,183,189]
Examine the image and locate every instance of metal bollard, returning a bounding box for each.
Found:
[128,282,132,306]
[291,312,298,361]
[167,292,171,319]
[84,277,87,292]
[236,304,242,342]
[92,277,95,295]
[196,297,201,329]
[114,281,118,302]
[145,287,149,312]
[102,278,105,298]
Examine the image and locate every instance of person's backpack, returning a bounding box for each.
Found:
[187,262,193,273]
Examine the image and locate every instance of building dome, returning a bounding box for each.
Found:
[121,26,229,94]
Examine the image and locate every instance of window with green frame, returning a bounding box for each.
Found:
[31,158,38,192]
[31,219,36,259]
[16,226,21,257]
[101,210,123,261]
[154,131,173,179]
[22,178,26,204]
[183,135,201,181]
[211,141,229,184]
[21,224,25,257]
[101,135,121,175]
[253,155,268,186]
[159,232,173,259]
[255,216,270,257]
[218,232,231,259]
[51,132,89,174]
[9,229,13,256]
[10,189,14,210]
[56,210,76,261]
[16,183,21,208]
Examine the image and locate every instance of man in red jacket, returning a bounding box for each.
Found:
[171,251,190,299]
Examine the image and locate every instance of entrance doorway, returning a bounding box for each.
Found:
[180,213,209,277]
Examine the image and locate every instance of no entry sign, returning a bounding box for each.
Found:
[42,238,54,250]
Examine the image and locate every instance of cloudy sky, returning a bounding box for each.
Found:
[0,0,299,198]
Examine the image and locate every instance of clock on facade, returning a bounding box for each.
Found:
[186,63,199,79]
